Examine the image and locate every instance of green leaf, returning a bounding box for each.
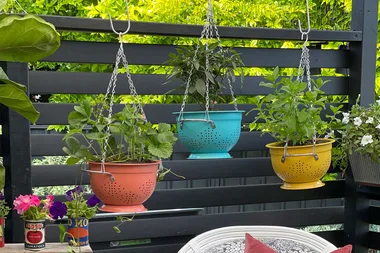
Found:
[86,132,110,140]
[193,60,200,70]
[68,111,87,127]
[157,123,170,133]
[0,67,26,91]
[157,131,177,143]
[58,224,66,243]
[0,83,40,123]
[259,81,274,88]
[0,14,60,62]
[205,71,215,84]
[273,66,279,80]
[66,157,80,165]
[113,226,121,233]
[0,0,7,12]
[0,163,4,190]
[195,79,206,96]
[66,136,81,152]
[148,143,173,159]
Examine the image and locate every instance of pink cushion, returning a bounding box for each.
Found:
[330,245,352,253]
[244,233,276,253]
[244,233,352,253]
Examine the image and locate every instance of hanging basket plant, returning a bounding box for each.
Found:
[165,1,245,159]
[249,67,334,190]
[332,99,380,186]
[63,18,178,212]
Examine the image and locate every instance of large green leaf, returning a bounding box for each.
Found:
[0,14,60,62]
[0,67,26,91]
[0,83,40,123]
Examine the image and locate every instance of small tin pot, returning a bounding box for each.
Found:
[24,220,45,251]
[0,217,5,247]
[68,217,89,246]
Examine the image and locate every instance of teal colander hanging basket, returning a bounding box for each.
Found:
[174,111,243,159]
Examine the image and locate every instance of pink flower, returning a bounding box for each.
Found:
[30,195,40,207]
[43,195,54,210]
[13,195,32,215]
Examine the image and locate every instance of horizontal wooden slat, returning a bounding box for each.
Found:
[41,15,362,42]
[51,180,344,209]
[369,205,380,225]
[144,180,345,209]
[369,231,380,250]
[29,71,349,96]
[32,103,346,125]
[42,41,349,68]
[31,158,275,187]
[94,243,185,253]
[314,230,345,247]
[45,207,344,243]
[30,132,275,156]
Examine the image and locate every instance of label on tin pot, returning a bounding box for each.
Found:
[68,217,89,246]
[24,220,45,250]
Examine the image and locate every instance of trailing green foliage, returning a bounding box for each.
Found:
[165,42,244,109]
[63,100,177,164]
[249,67,329,146]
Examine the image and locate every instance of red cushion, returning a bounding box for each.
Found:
[330,245,352,253]
[244,233,276,253]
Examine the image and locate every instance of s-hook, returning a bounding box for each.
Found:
[297,0,311,41]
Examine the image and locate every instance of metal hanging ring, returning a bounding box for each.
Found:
[109,0,131,37]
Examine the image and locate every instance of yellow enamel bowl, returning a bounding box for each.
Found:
[266,139,335,190]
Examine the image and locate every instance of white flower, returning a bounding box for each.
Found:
[353,117,362,126]
[342,113,350,124]
[377,99,380,105]
[324,130,334,139]
[361,134,374,146]
[366,117,374,124]
[376,124,380,129]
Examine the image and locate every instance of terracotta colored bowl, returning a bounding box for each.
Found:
[88,161,159,213]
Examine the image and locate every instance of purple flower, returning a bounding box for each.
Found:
[65,186,83,201]
[87,195,100,207]
[50,201,67,220]
[0,192,4,201]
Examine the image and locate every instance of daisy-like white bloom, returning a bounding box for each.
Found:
[342,112,350,124]
[361,134,374,146]
[353,117,362,127]
[376,124,380,129]
[376,99,380,105]
[366,117,374,124]
[324,130,334,139]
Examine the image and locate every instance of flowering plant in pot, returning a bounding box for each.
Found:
[51,186,100,247]
[166,42,245,159]
[13,194,55,251]
[249,67,335,190]
[63,100,177,212]
[0,192,10,248]
[329,98,380,186]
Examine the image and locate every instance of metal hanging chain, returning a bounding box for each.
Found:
[282,0,318,163]
[178,0,239,126]
[82,0,146,179]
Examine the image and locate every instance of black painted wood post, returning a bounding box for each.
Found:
[0,62,32,242]
[345,0,379,252]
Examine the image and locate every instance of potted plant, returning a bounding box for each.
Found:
[0,192,10,248]
[249,67,335,190]
[13,194,55,251]
[50,186,100,247]
[331,98,380,186]
[166,42,245,159]
[63,100,177,212]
